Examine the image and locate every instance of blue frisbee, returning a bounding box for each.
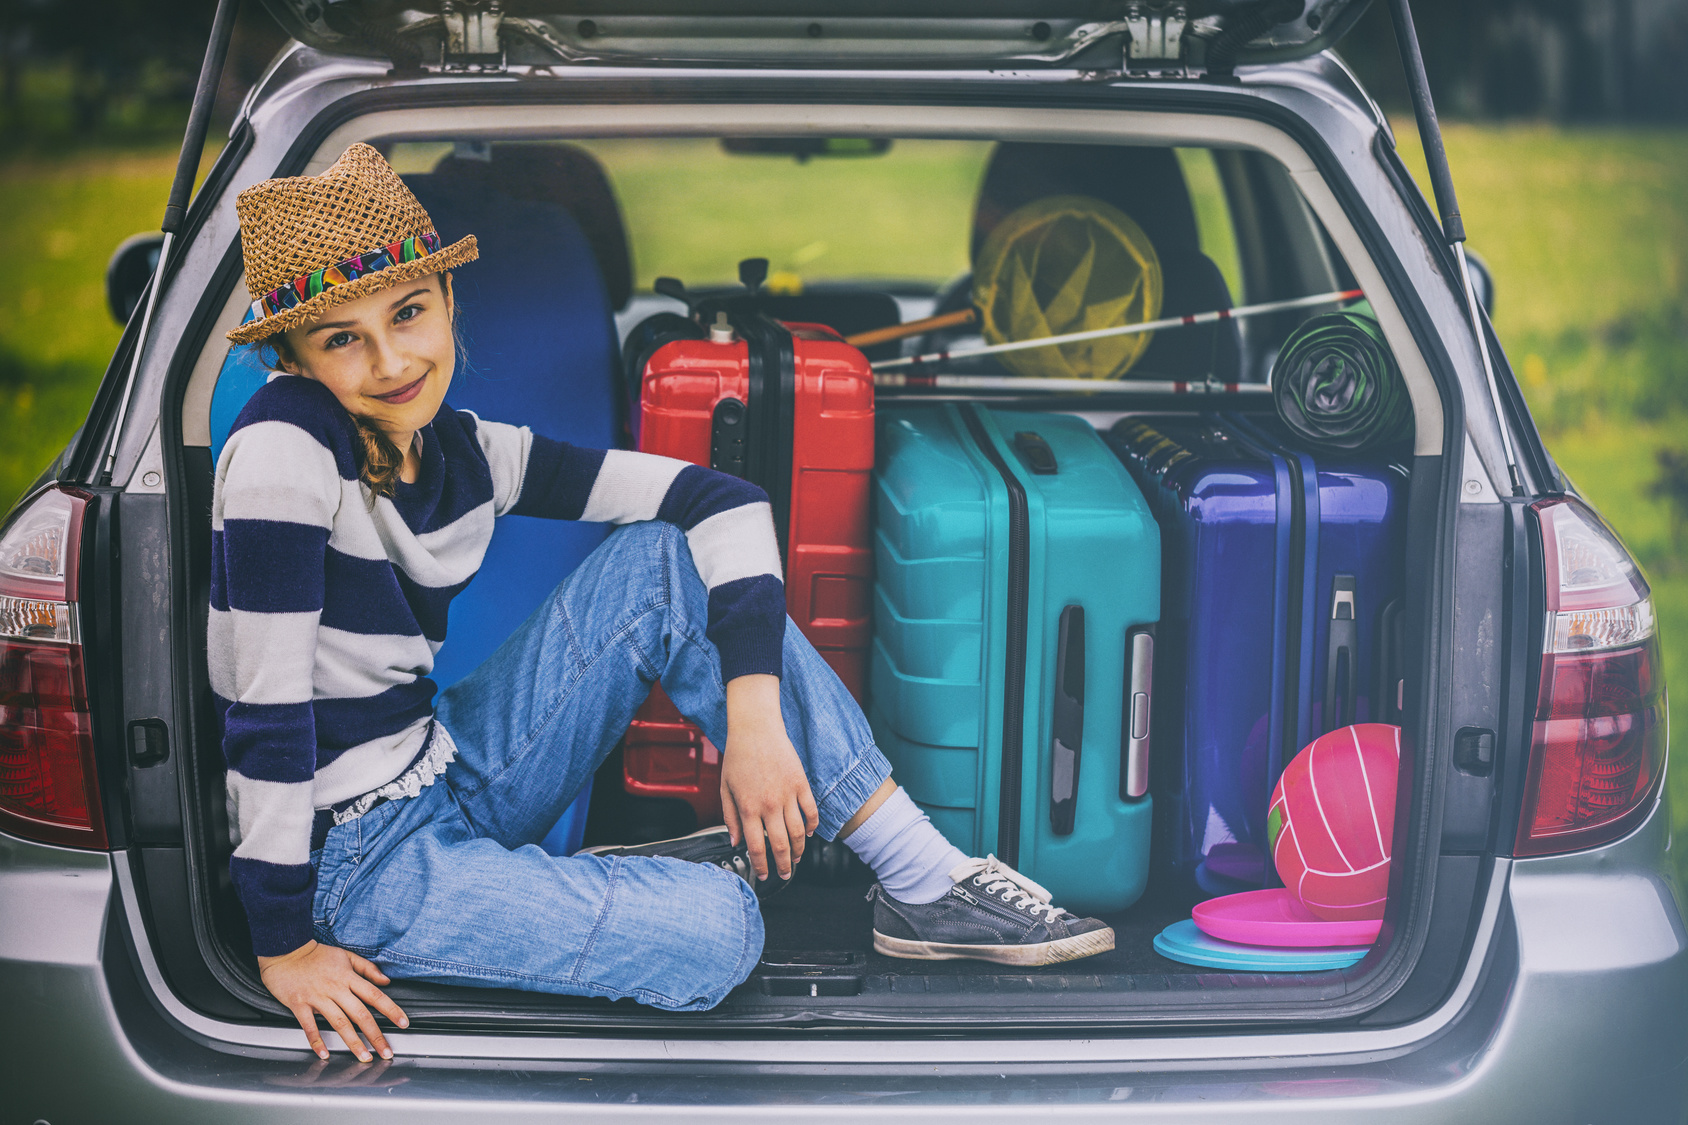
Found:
[1153,919,1369,972]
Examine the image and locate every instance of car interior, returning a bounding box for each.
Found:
[176,128,1425,1025]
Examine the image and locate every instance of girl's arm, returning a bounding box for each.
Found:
[216,406,405,1058]
[467,417,785,683]
[214,416,339,958]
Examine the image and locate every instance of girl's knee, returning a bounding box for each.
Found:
[687,867,765,994]
[608,519,680,555]
[597,858,762,1004]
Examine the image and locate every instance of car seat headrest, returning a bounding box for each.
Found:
[971,143,1202,265]
[431,143,634,310]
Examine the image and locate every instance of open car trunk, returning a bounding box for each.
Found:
[153,87,1472,1035]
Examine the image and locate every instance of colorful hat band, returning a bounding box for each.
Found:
[253,231,443,319]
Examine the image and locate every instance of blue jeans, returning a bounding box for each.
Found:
[309,521,892,1011]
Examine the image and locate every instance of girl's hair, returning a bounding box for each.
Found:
[252,272,455,499]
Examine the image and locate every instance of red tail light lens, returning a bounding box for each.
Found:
[0,486,105,849]
[1516,497,1666,857]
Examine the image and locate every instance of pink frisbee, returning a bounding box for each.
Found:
[1192,888,1383,948]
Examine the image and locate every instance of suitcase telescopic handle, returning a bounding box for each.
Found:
[1121,627,1154,800]
[1324,574,1359,732]
[1050,605,1085,836]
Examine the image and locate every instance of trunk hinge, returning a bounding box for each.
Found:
[442,0,506,71]
[1124,3,1188,69]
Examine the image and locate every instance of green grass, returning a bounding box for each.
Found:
[1391,122,1688,427]
[4,124,1686,875]
[0,146,213,504]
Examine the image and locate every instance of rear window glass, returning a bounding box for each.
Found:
[372,134,1349,385]
[390,138,994,291]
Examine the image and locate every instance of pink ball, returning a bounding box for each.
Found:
[1267,723,1400,922]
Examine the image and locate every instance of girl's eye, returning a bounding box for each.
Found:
[394,303,423,324]
[324,332,355,350]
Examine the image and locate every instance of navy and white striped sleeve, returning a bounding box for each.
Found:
[210,416,342,957]
[487,429,787,681]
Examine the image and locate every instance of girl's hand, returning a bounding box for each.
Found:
[257,940,409,1061]
[720,674,820,882]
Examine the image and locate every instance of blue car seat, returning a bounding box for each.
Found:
[208,144,628,854]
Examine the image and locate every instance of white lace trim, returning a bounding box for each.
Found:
[332,722,458,826]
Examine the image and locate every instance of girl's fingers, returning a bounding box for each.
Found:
[291,1005,330,1060]
[799,783,820,836]
[337,990,393,1060]
[783,800,809,869]
[351,976,409,1030]
[349,951,392,986]
[720,787,744,849]
[321,1000,371,1062]
[766,812,794,880]
[742,814,770,879]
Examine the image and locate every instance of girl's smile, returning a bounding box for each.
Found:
[371,372,428,405]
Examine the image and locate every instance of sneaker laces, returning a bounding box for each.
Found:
[947,855,1071,921]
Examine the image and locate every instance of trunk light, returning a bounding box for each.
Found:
[1517,497,1667,857]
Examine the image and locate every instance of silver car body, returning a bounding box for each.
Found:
[3,45,1683,1122]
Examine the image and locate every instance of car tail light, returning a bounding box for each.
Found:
[0,485,105,849]
[1516,497,1666,857]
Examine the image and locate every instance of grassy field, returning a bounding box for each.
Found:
[4,123,1685,870]
[0,146,215,499]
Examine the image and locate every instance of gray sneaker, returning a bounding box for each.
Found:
[581,825,793,899]
[870,856,1115,966]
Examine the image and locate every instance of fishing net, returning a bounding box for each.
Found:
[973,195,1163,380]
[1271,303,1413,454]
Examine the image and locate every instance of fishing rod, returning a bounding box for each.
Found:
[870,288,1364,375]
[876,374,1273,396]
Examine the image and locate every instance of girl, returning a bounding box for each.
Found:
[215,143,1112,1062]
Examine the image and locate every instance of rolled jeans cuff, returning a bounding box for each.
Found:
[812,742,894,842]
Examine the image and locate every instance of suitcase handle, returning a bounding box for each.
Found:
[1323,574,1359,732]
[1013,431,1059,475]
[1050,605,1085,836]
[1121,627,1153,800]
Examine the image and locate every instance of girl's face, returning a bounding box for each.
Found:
[277,272,455,437]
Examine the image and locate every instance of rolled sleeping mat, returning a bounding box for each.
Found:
[1271,304,1413,455]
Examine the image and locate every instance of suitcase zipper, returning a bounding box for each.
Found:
[959,404,1030,868]
[730,310,797,557]
[1220,416,1308,888]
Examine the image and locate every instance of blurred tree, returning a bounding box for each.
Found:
[1340,0,1688,120]
[1652,448,1688,564]
[29,0,211,129]
[3,0,285,137]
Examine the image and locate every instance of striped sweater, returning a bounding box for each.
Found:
[211,374,784,956]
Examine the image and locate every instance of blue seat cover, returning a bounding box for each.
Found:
[208,172,621,854]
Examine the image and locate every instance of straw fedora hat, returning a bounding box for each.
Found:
[227,143,478,345]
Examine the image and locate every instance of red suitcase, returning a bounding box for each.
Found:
[622,304,875,821]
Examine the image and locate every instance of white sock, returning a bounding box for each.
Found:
[842,787,968,904]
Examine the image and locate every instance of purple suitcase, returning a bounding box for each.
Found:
[1107,415,1407,900]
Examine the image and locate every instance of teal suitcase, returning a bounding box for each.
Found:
[870,404,1160,914]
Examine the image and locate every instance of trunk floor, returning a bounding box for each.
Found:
[758,878,1197,977]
